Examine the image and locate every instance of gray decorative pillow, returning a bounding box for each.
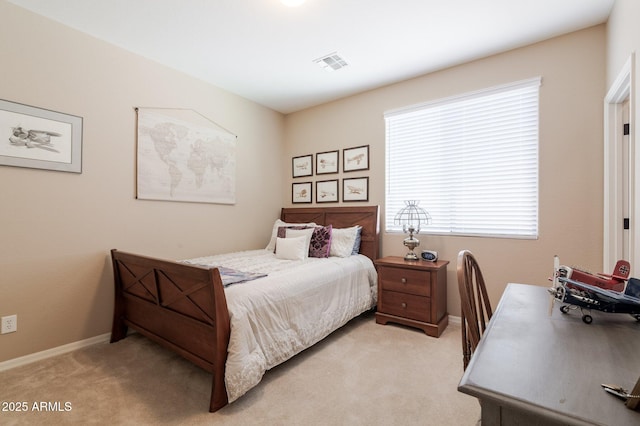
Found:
[351,226,362,255]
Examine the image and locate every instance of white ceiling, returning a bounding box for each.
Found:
[8,0,615,114]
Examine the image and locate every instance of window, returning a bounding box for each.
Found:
[384,78,540,238]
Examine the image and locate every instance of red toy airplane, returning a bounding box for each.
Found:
[548,256,640,324]
[558,259,630,292]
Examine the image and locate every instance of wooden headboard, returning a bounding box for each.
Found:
[280,205,380,261]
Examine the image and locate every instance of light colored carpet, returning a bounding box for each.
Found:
[0,311,480,425]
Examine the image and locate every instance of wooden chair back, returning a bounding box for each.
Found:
[457,250,493,370]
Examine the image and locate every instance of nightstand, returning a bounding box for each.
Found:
[374,256,449,337]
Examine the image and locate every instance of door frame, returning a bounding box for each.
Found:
[604,53,635,271]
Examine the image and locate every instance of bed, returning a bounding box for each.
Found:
[110,205,380,412]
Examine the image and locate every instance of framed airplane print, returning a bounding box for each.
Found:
[342,177,368,202]
[0,99,82,173]
[316,150,338,174]
[292,154,313,178]
[292,182,312,203]
[316,179,339,203]
[343,145,369,172]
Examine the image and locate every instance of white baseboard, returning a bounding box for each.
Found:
[0,332,111,372]
[0,317,461,372]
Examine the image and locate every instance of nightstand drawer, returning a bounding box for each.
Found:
[380,290,430,322]
[378,266,430,297]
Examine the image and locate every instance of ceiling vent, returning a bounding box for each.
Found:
[313,52,348,72]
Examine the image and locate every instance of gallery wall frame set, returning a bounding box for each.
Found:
[292,177,368,204]
[292,145,369,177]
[0,99,83,173]
[292,145,370,204]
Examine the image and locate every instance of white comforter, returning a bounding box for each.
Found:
[184,249,378,402]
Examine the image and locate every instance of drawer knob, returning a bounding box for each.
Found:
[401,302,407,308]
[401,278,407,284]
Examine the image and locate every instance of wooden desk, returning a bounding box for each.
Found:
[458,283,640,426]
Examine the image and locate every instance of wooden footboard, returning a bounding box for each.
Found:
[110,249,230,412]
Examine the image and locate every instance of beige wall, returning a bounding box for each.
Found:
[606,0,640,87]
[0,2,617,363]
[0,2,285,362]
[607,0,640,268]
[285,25,607,317]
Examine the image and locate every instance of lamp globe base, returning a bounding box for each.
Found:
[404,251,419,261]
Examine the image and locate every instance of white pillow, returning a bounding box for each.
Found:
[265,219,316,251]
[285,227,314,257]
[275,236,307,260]
[330,225,361,257]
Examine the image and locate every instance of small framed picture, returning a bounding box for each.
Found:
[316,150,339,174]
[292,154,313,178]
[343,177,368,202]
[292,182,312,203]
[0,99,83,173]
[343,145,369,172]
[316,179,339,203]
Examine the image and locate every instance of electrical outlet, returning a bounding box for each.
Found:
[1,315,17,334]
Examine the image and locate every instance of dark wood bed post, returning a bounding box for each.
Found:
[110,249,128,343]
[209,266,230,412]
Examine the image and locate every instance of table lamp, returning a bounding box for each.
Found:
[394,200,431,261]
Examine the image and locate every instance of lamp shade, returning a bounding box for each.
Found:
[394,201,431,260]
[394,200,431,233]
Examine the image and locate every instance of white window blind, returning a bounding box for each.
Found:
[384,78,540,238]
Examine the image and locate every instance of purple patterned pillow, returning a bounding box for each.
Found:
[309,225,332,258]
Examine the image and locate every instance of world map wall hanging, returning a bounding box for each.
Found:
[136,107,236,204]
